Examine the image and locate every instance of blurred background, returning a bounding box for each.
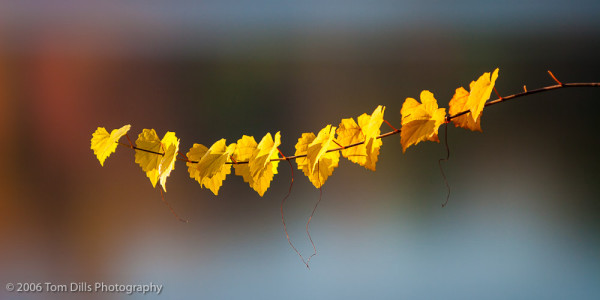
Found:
[1,0,600,299]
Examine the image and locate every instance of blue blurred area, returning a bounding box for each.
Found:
[1,1,599,299]
[2,0,600,58]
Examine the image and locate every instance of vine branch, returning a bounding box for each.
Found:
[117,80,600,163]
[448,82,599,120]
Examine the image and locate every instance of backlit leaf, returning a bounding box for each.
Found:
[400,90,446,152]
[232,135,257,186]
[158,132,179,192]
[449,68,499,131]
[336,105,385,171]
[232,133,281,196]
[467,68,499,121]
[134,129,180,191]
[295,125,340,188]
[90,124,131,166]
[337,118,365,158]
[186,139,236,195]
[134,129,162,187]
[448,87,482,131]
[186,143,209,183]
[249,132,281,196]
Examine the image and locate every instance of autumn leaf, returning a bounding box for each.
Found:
[134,129,162,187]
[249,132,281,196]
[232,133,281,196]
[90,124,131,166]
[186,143,209,182]
[295,125,340,188]
[134,129,180,191]
[157,133,179,192]
[337,118,365,158]
[336,105,385,171]
[195,139,231,179]
[400,90,446,152]
[448,87,482,131]
[449,68,499,131]
[186,139,236,195]
[232,135,258,186]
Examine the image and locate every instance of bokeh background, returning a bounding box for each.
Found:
[1,1,600,299]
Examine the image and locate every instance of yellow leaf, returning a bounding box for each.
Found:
[134,129,180,191]
[337,118,366,159]
[250,132,280,177]
[400,90,446,152]
[134,129,162,187]
[295,125,340,188]
[158,132,179,192]
[449,68,499,131]
[336,105,385,171]
[186,139,236,195]
[90,124,131,166]
[233,133,281,196]
[467,68,499,121]
[248,132,281,196]
[448,87,482,132]
[232,135,258,187]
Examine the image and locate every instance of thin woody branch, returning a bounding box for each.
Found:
[117,81,600,164]
[118,142,164,156]
[447,82,600,120]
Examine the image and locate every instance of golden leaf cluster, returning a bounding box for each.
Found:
[91,69,499,195]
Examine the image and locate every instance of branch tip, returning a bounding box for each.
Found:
[547,70,563,86]
[277,148,288,160]
[493,87,504,100]
[383,119,398,131]
[125,133,135,149]
[332,140,345,149]
[177,151,190,163]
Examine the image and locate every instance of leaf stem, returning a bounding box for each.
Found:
[383,119,398,131]
[547,70,562,86]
